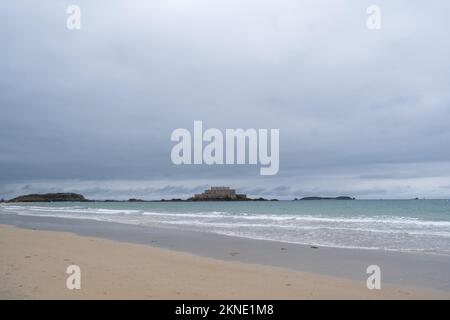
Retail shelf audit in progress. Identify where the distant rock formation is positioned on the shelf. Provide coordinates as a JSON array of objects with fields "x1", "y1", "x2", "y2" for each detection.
[
  {"x1": 7, "y1": 193, "x2": 87, "y2": 203},
  {"x1": 300, "y1": 196, "x2": 355, "y2": 200},
  {"x1": 252, "y1": 197, "x2": 268, "y2": 201}
]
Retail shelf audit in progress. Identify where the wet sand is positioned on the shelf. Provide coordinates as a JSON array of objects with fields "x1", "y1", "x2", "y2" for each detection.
[
  {"x1": 2, "y1": 224, "x2": 449, "y2": 299},
  {"x1": 1, "y1": 214, "x2": 450, "y2": 299}
]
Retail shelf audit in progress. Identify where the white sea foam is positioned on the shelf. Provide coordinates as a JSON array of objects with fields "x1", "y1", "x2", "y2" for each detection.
[{"x1": 2, "y1": 202, "x2": 450, "y2": 254}]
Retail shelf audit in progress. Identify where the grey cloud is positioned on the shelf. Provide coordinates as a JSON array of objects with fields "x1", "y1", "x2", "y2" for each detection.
[{"x1": 1, "y1": 1, "x2": 450, "y2": 199}]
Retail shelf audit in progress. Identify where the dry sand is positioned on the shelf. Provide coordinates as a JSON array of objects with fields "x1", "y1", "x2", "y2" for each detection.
[{"x1": 1, "y1": 224, "x2": 448, "y2": 299}]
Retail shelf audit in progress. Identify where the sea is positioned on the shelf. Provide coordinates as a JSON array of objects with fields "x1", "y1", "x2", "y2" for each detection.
[{"x1": 1, "y1": 200, "x2": 450, "y2": 255}]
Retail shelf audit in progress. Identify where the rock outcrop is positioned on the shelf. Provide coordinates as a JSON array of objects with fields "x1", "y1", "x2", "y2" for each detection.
[
  {"x1": 300, "y1": 196, "x2": 355, "y2": 200},
  {"x1": 8, "y1": 193, "x2": 87, "y2": 203}
]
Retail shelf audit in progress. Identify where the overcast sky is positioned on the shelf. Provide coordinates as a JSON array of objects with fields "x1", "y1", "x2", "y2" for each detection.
[{"x1": 1, "y1": 0, "x2": 450, "y2": 200}]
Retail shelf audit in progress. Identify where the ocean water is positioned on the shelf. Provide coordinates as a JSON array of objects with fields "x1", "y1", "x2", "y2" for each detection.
[{"x1": 1, "y1": 200, "x2": 450, "y2": 254}]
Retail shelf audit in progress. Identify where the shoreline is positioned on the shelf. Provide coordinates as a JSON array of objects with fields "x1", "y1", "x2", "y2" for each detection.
[
  {"x1": 1, "y1": 214, "x2": 450, "y2": 295},
  {"x1": 1, "y1": 223, "x2": 449, "y2": 299}
]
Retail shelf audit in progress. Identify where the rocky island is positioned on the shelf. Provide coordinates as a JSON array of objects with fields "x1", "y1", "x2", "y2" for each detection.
[
  {"x1": 299, "y1": 196, "x2": 355, "y2": 200},
  {"x1": 7, "y1": 193, "x2": 87, "y2": 203},
  {"x1": 189, "y1": 187, "x2": 249, "y2": 201}
]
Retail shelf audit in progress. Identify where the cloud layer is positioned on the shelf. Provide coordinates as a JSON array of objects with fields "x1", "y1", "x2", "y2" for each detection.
[{"x1": 1, "y1": 1, "x2": 450, "y2": 199}]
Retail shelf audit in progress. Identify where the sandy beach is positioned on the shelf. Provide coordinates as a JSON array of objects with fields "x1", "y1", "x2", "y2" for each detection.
[{"x1": 1, "y1": 223, "x2": 448, "y2": 299}]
